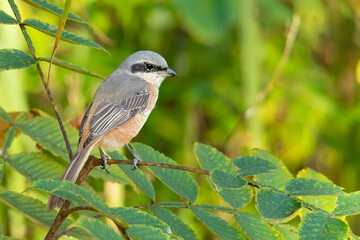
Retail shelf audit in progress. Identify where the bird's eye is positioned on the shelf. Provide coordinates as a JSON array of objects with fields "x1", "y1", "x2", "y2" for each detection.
[{"x1": 146, "y1": 63, "x2": 153, "y2": 70}]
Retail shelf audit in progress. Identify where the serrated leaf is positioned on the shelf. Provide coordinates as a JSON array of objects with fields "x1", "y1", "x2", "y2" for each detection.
[
  {"x1": 149, "y1": 205, "x2": 198, "y2": 240},
  {"x1": 127, "y1": 224, "x2": 171, "y2": 240},
  {"x1": 252, "y1": 149, "x2": 293, "y2": 190},
  {"x1": 29, "y1": 179, "x2": 116, "y2": 219},
  {"x1": 0, "y1": 10, "x2": 17, "y2": 24},
  {"x1": 190, "y1": 206, "x2": 244, "y2": 240},
  {"x1": 210, "y1": 170, "x2": 247, "y2": 191},
  {"x1": 255, "y1": 188, "x2": 300, "y2": 220},
  {"x1": 155, "y1": 201, "x2": 189, "y2": 208},
  {"x1": 108, "y1": 150, "x2": 155, "y2": 200},
  {"x1": 218, "y1": 186, "x2": 253, "y2": 210},
  {"x1": 233, "y1": 156, "x2": 277, "y2": 177},
  {"x1": 272, "y1": 224, "x2": 298, "y2": 240},
  {"x1": 0, "y1": 107, "x2": 12, "y2": 122},
  {"x1": 90, "y1": 165, "x2": 131, "y2": 185},
  {"x1": 16, "y1": 116, "x2": 78, "y2": 160},
  {"x1": 22, "y1": 0, "x2": 89, "y2": 25},
  {"x1": 111, "y1": 207, "x2": 169, "y2": 233},
  {"x1": 8, "y1": 0, "x2": 21, "y2": 22},
  {"x1": 334, "y1": 191, "x2": 360, "y2": 216},
  {"x1": 0, "y1": 188, "x2": 91, "y2": 239},
  {"x1": 5, "y1": 152, "x2": 64, "y2": 181},
  {"x1": 194, "y1": 142, "x2": 236, "y2": 175},
  {"x1": 23, "y1": 19, "x2": 107, "y2": 53},
  {"x1": 132, "y1": 143, "x2": 198, "y2": 203},
  {"x1": 298, "y1": 211, "x2": 348, "y2": 240},
  {"x1": 0, "y1": 49, "x2": 38, "y2": 71},
  {"x1": 39, "y1": 57, "x2": 104, "y2": 79},
  {"x1": 285, "y1": 178, "x2": 343, "y2": 196},
  {"x1": 2, "y1": 126, "x2": 15, "y2": 156},
  {"x1": 74, "y1": 217, "x2": 123, "y2": 240},
  {"x1": 194, "y1": 203, "x2": 235, "y2": 213},
  {"x1": 234, "y1": 212, "x2": 282, "y2": 240},
  {"x1": 297, "y1": 168, "x2": 337, "y2": 214}
]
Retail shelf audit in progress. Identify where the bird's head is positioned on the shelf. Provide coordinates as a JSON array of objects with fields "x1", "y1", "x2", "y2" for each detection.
[{"x1": 120, "y1": 50, "x2": 176, "y2": 88}]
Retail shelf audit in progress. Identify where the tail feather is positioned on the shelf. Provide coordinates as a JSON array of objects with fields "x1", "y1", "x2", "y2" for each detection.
[{"x1": 47, "y1": 147, "x2": 92, "y2": 211}]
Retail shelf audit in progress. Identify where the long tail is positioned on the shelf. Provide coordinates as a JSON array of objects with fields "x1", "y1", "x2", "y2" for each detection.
[{"x1": 47, "y1": 147, "x2": 92, "y2": 211}]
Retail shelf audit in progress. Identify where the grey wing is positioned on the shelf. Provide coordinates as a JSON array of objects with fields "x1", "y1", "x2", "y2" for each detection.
[{"x1": 82, "y1": 90, "x2": 150, "y2": 148}]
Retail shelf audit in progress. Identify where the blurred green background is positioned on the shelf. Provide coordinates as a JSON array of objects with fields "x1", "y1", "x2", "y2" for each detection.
[{"x1": 1, "y1": 0, "x2": 360, "y2": 238}]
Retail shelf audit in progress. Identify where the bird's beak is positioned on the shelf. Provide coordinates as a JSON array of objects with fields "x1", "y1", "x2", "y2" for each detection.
[{"x1": 163, "y1": 67, "x2": 177, "y2": 77}]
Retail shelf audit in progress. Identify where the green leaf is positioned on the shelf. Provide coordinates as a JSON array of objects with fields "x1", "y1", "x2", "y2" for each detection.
[
  {"x1": 149, "y1": 205, "x2": 198, "y2": 240},
  {"x1": 334, "y1": 191, "x2": 360, "y2": 216},
  {"x1": 190, "y1": 206, "x2": 244, "y2": 240},
  {"x1": 39, "y1": 57, "x2": 104, "y2": 79},
  {"x1": 111, "y1": 207, "x2": 169, "y2": 233},
  {"x1": 108, "y1": 150, "x2": 155, "y2": 200},
  {"x1": 255, "y1": 188, "x2": 300, "y2": 220},
  {"x1": 90, "y1": 164, "x2": 131, "y2": 185},
  {"x1": 16, "y1": 116, "x2": 78, "y2": 160},
  {"x1": 272, "y1": 224, "x2": 298, "y2": 240},
  {"x1": 232, "y1": 156, "x2": 277, "y2": 177},
  {"x1": 218, "y1": 186, "x2": 253, "y2": 210},
  {"x1": 0, "y1": 107, "x2": 12, "y2": 122},
  {"x1": 155, "y1": 201, "x2": 189, "y2": 208},
  {"x1": 8, "y1": 0, "x2": 21, "y2": 22},
  {"x1": 193, "y1": 203, "x2": 235, "y2": 213},
  {"x1": 0, "y1": 188, "x2": 91, "y2": 239},
  {"x1": 22, "y1": 0, "x2": 89, "y2": 25},
  {"x1": 5, "y1": 152, "x2": 64, "y2": 181},
  {"x1": 234, "y1": 212, "x2": 282, "y2": 240},
  {"x1": 252, "y1": 149, "x2": 293, "y2": 190},
  {"x1": 285, "y1": 178, "x2": 343, "y2": 196},
  {"x1": 132, "y1": 143, "x2": 198, "y2": 203},
  {"x1": 0, "y1": 49, "x2": 38, "y2": 71},
  {"x1": 297, "y1": 168, "x2": 337, "y2": 214},
  {"x1": 0, "y1": 10, "x2": 17, "y2": 24},
  {"x1": 194, "y1": 142, "x2": 236, "y2": 175},
  {"x1": 74, "y1": 217, "x2": 123, "y2": 240},
  {"x1": 127, "y1": 224, "x2": 171, "y2": 240},
  {"x1": 298, "y1": 211, "x2": 348, "y2": 240},
  {"x1": 23, "y1": 19, "x2": 108, "y2": 53},
  {"x1": 29, "y1": 179, "x2": 116, "y2": 219},
  {"x1": 2, "y1": 126, "x2": 16, "y2": 156},
  {"x1": 210, "y1": 170, "x2": 247, "y2": 191}
]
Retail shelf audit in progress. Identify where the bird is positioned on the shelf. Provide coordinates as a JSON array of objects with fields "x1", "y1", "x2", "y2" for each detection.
[{"x1": 47, "y1": 50, "x2": 176, "y2": 210}]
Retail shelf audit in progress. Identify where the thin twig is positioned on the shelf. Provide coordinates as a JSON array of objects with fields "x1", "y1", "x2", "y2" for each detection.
[{"x1": 55, "y1": 227, "x2": 76, "y2": 240}]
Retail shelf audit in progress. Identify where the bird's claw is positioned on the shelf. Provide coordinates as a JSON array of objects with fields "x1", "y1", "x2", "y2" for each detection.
[
  {"x1": 100, "y1": 151, "x2": 110, "y2": 174},
  {"x1": 131, "y1": 157, "x2": 142, "y2": 170}
]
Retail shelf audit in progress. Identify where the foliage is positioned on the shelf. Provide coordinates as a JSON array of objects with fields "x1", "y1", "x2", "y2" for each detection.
[{"x1": 1, "y1": 0, "x2": 360, "y2": 239}]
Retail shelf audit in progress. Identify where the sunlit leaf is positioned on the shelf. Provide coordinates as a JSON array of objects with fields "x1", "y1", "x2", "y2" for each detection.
[
  {"x1": 272, "y1": 224, "x2": 298, "y2": 240},
  {"x1": 0, "y1": 107, "x2": 12, "y2": 122},
  {"x1": 149, "y1": 205, "x2": 198, "y2": 240},
  {"x1": 0, "y1": 188, "x2": 91, "y2": 239},
  {"x1": 29, "y1": 179, "x2": 116, "y2": 219},
  {"x1": 39, "y1": 57, "x2": 104, "y2": 79},
  {"x1": 255, "y1": 188, "x2": 300, "y2": 221},
  {"x1": 108, "y1": 150, "x2": 155, "y2": 200},
  {"x1": 285, "y1": 178, "x2": 343, "y2": 196},
  {"x1": 132, "y1": 143, "x2": 198, "y2": 203},
  {"x1": 190, "y1": 206, "x2": 244, "y2": 240},
  {"x1": 253, "y1": 149, "x2": 293, "y2": 190},
  {"x1": 22, "y1": 0, "x2": 89, "y2": 25},
  {"x1": 23, "y1": 19, "x2": 108, "y2": 53},
  {"x1": 127, "y1": 224, "x2": 170, "y2": 240},
  {"x1": 334, "y1": 191, "x2": 360, "y2": 216},
  {"x1": 5, "y1": 152, "x2": 64, "y2": 181},
  {"x1": 194, "y1": 142, "x2": 236, "y2": 175},
  {"x1": 234, "y1": 212, "x2": 282, "y2": 240},
  {"x1": 193, "y1": 204, "x2": 235, "y2": 213},
  {"x1": 111, "y1": 207, "x2": 169, "y2": 233},
  {"x1": 298, "y1": 211, "x2": 348, "y2": 240},
  {"x1": 8, "y1": 0, "x2": 21, "y2": 22},
  {"x1": 0, "y1": 10, "x2": 17, "y2": 24},
  {"x1": 0, "y1": 158, "x2": 4, "y2": 184},
  {"x1": 74, "y1": 217, "x2": 123, "y2": 240},
  {"x1": 232, "y1": 156, "x2": 277, "y2": 177},
  {"x1": 0, "y1": 49, "x2": 38, "y2": 71},
  {"x1": 155, "y1": 201, "x2": 189, "y2": 208}
]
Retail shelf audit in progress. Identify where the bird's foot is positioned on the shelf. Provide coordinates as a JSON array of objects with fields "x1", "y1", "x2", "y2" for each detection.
[
  {"x1": 131, "y1": 157, "x2": 142, "y2": 170},
  {"x1": 100, "y1": 150, "x2": 110, "y2": 173}
]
